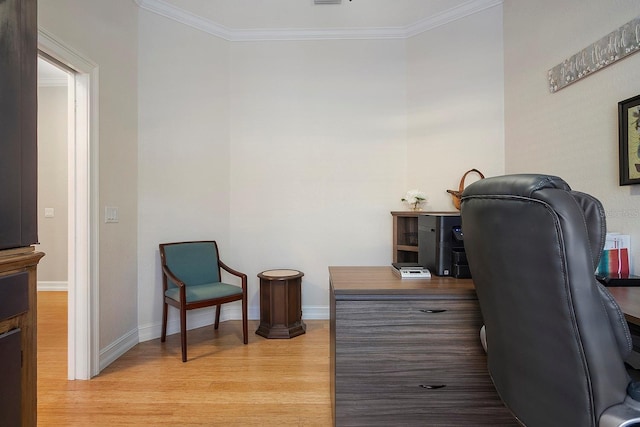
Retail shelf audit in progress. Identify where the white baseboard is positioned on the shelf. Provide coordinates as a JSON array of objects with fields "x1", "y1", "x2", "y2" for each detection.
[
  {"x1": 301, "y1": 305, "x2": 330, "y2": 320},
  {"x1": 99, "y1": 327, "x2": 139, "y2": 372},
  {"x1": 138, "y1": 304, "x2": 329, "y2": 343},
  {"x1": 137, "y1": 305, "x2": 245, "y2": 343},
  {"x1": 37, "y1": 281, "x2": 68, "y2": 291}
]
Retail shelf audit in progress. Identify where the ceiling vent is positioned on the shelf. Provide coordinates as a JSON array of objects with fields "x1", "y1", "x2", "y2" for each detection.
[{"x1": 314, "y1": 0, "x2": 342, "y2": 4}]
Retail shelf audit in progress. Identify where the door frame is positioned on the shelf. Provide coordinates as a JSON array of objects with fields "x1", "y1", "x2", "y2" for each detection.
[{"x1": 38, "y1": 29, "x2": 99, "y2": 380}]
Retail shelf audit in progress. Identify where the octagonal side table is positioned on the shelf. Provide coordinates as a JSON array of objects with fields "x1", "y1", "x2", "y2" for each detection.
[{"x1": 255, "y1": 269, "x2": 306, "y2": 339}]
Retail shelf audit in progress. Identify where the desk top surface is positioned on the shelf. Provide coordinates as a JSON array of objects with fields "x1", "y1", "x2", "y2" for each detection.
[
  {"x1": 608, "y1": 287, "x2": 640, "y2": 326},
  {"x1": 328, "y1": 268, "x2": 640, "y2": 321},
  {"x1": 329, "y1": 266, "x2": 475, "y2": 299}
]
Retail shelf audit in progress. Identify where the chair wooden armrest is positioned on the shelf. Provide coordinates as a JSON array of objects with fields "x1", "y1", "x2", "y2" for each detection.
[
  {"x1": 161, "y1": 265, "x2": 186, "y2": 288},
  {"x1": 219, "y1": 261, "x2": 247, "y2": 289}
]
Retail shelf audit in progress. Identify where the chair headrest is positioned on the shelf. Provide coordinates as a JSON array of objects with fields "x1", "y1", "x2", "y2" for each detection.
[
  {"x1": 461, "y1": 173, "x2": 606, "y2": 276},
  {"x1": 462, "y1": 174, "x2": 570, "y2": 199}
]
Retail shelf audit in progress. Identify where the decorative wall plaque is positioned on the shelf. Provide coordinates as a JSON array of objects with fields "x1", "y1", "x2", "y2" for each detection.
[{"x1": 548, "y1": 16, "x2": 640, "y2": 93}]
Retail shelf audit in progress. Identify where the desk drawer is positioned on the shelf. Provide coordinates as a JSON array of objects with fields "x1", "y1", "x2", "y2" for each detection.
[
  {"x1": 335, "y1": 345, "x2": 493, "y2": 406},
  {"x1": 335, "y1": 351, "x2": 515, "y2": 426},
  {"x1": 335, "y1": 299, "x2": 482, "y2": 331},
  {"x1": 335, "y1": 299, "x2": 483, "y2": 361},
  {"x1": 335, "y1": 386, "x2": 516, "y2": 426},
  {"x1": 332, "y1": 298, "x2": 517, "y2": 426}
]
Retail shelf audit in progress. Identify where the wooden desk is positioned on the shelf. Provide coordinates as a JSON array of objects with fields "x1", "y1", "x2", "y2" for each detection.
[
  {"x1": 329, "y1": 266, "x2": 517, "y2": 426},
  {"x1": 609, "y1": 286, "x2": 640, "y2": 326}
]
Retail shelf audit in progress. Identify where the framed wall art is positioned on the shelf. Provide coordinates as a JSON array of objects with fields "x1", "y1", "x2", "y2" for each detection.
[{"x1": 618, "y1": 94, "x2": 640, "y2": 185}]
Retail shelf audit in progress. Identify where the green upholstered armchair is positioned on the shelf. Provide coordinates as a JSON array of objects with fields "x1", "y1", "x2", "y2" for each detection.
[{"x1": 159, "y1": 241, "x2": 248, "y2": 362}]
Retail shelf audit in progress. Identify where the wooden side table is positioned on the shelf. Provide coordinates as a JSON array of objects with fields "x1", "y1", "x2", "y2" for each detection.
[{"x1": 256, "y1": 269, "x2": 306, "y2": 339}]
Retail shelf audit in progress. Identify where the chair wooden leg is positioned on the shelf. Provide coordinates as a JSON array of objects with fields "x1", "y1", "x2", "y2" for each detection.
[
  {"x1": 161, "y1": 301, "x2": 168, "y2": 342},
  {"x1": 180, "y1": 308, "x2": 187, "y2": 362},
  {"x1": 214, "y1": 304, "x2": 221, "y2": 330},
  {"x1": 242, "y1": 294, "x2": 248, "y2": 344}
]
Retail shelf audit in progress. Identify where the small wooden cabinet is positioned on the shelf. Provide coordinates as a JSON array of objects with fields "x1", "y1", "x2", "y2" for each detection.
[
  {"x1": 329, "y1": 266, "x2": 516, "y2": 426},
  {"x1": 0, "y1": 247, "x2": 44, "y2": 427},
  {"x1": 391, "y1": 211, "x2": 421, "y2": 264},
  {"x1": 256, "y1": 269, "x2": 306, "y2": 339},
  {"x1": 391, "y1": 211, "x2": 458, "y2": 264}
]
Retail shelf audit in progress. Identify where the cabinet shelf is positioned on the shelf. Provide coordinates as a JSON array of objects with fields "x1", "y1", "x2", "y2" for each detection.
[
  {"x1": 391, "y1": 211, "x2": 422, "y2": 264},
  {"x1": 391, "y1": 211, "x2": 457, "y2": 264}
]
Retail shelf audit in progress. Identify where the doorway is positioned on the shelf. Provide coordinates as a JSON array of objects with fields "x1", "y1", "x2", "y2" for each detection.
[
  {"x1": 38, "y1": 29, "x2": 99, "y2": 380},
  {"x1": 36, "y1": 54, "x2": 72, "y2": 384},
  {"x1": 37, "y1": 57, "x2": 69, "y2": 290}
]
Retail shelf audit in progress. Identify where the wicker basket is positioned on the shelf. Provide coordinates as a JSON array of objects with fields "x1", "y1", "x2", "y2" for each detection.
[{"x1": 446, "y1": 169, "x2": 485, "y2": 210}]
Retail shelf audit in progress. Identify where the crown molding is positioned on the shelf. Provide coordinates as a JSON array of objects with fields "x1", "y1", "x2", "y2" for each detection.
[
  {"x1": 134, "y1": 0, "x2": 503, "y2": 42},
  {"x1": 135, "y1": 0, "x2": 235, "y2": 40},
  {"x1": 405, "y1": 0, "x2": 503, "y2": 38}
]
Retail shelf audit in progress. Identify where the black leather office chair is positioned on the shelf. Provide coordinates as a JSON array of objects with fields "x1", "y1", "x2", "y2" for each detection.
[{"x1": 460, "y1": 174, "x2": 640, "y2": 427}]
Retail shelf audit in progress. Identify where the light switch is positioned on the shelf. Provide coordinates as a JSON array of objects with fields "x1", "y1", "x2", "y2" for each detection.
[
  {"x1": 105, "y1": 206, "x2": 119, "y2": 223},
  {"x1": 44, "y1": 208, "x2": 55, "y2": 218}
]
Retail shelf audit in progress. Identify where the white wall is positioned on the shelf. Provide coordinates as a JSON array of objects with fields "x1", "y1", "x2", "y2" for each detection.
[
  {"x1": 137, "y1": 11, "x2": 232, "y2": 337},
  {"x1": 37, "y1": 85, "x2": 68, "y2": 283},
  {"x1": 38, "y1": 0, "x2": 139, "y2": 351},
  {"x1": 136, "y1": 4, "x2": 506, "y2": 339},
  {"x1": 407, "y1": 6, "x2": 505, "y2": 207},
  {"x1": 504, "y1": 0, "x2": 640, "y2": 273},
  {"x1": 228, "y1": 39, "x2": 407, "y2": 313}
]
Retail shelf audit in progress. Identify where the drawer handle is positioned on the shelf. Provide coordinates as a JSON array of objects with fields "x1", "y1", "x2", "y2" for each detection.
[
  {"x1": 420, "y1": 384, "x2": 446, "y2": 390},
  {"x1": 419, "y1": 309, "x2": 447, "y2": 314}
]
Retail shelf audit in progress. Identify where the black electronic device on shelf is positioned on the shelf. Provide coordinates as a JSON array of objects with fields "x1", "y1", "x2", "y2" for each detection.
[{"x1": 418, "y1": 213, "x2": 471, "y2": 278}]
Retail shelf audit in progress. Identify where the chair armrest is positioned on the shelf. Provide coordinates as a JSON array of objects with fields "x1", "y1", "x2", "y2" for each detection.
[
  {"x1": 599, "y1": 398, "x2": 640, "y2": 427},
  {"x1": 161, "y1": 265, "x2": 186, "y2": 288},
  {"x1": 219, "y1": 261, "x2": 247, "y2": 290},
  {"x1": 219, "y1": 261, "x2": 246, "y2": 279},
  {"x1": 597, "y1": 282, "x2": 633, "y2": 360}
]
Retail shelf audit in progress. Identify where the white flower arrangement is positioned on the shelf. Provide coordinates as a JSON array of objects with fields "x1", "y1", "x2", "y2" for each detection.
[{"x1": 401, "y1": 189, "x2": 427, "y2": 210}]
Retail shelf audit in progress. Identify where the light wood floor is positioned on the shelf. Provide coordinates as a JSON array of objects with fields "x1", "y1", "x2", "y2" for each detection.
[{"x1": 37, "y1": 291, "x2": 332, "y2": 426}]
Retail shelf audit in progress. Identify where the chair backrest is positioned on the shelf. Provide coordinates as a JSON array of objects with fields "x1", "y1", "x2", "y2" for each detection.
[
  {"x1": 160, "y1": 241, "x2": 221, "y2": 287},
  {"x1": 460, "y1": 174, "x2": 632, "y2": 427}
]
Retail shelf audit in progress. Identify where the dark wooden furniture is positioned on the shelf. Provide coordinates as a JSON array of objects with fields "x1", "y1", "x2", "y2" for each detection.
[
  {"x1": 391, "y1": 211, "x2": 421, "y2": 264},
  {"x1": 391, "y1": 211, "x2": 457, "y2": 264},
  {"x1": 0, "y1": 329, "x2": 22, "y2": 427},
  {"x1": 0, "y1": 247, "x2": 44, "y2": 426},
  {"x1": 0, "y1": 1, "x2": 42, "y2": 424},
  {"x1": 329, "y1": 266, "x2": 517, "y2": 426},
  {"x1": 256, "y1": 269, "x2": 306, "y2": 339},
  {"x1": 0, "y1": 0, "x2": 38, "y2": 251},
  {"x1": 609, "y1": 286, "x2": 640, "y2": 372},
  {"x1": 609, "y1": 287, "x2": 640, "y2": 327},
  {"x1": 159, "y1": 241, "x2": 248, "y2": 362}
]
